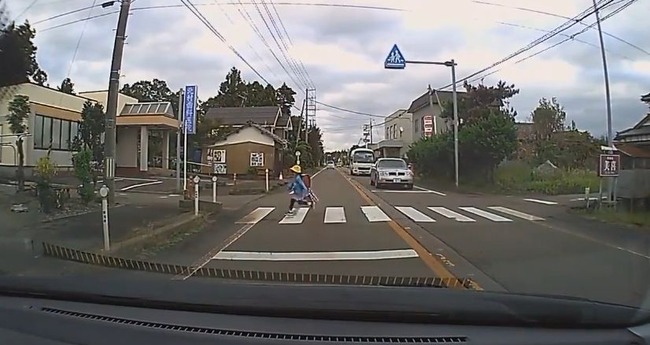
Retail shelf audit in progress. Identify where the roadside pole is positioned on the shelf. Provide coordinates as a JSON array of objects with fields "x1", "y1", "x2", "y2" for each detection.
[
  {"x1": 176, "y1": 89, "x2": 183, "y2": 192},
  {"x1": 193, "y1": 175, "x2": 200, "y2": 216},
  {"x1": 265, "y1": 168, "x2": 269, "y2": 192},
  {"x1": 384, "y1": 44, "x2": 460, "y2": 187},
  {"x1": 99, "y1": 185, "x2": 110, "y2": 251},
  {"x1": 212, "y1": 175, "x2": 217, "y2": 203},
  {"x1": 182, "y1": 85, "x2": 198, "y2": 193}
]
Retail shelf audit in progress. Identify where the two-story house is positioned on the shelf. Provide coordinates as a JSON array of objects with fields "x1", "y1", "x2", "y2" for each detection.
[
  {"x1": 372, "y1": 109, "x2": 412, "y2": 158},
  {"x1": 408, "y1": 89, "x2": 459, "y2": 141}
]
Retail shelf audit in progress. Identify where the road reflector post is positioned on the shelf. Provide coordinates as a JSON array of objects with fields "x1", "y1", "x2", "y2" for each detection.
[
  {"x1": 212, "y1": 175, "x2": 217, "y2": 203},
  {"x1": 99, "y1": 185, "x2": 111, "y2": 251},
  {"x1": 193, "y1": 175, "x2": 200, "y2": 216},
  {"x1": 265, "y1": 168, "x2": 269, "y2": 192},
  {"x1": 233, "y1": 173, "x2": 237, "y2": 186},
  {"x1": 585, "y1": 187, "x2": 590, "y2": 209}
]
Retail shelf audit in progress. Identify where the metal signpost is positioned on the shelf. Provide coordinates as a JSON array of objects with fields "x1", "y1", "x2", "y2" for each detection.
[
  {"x1": 99, "y1": 185, "x2": 111, "y2": 251},
  {"x1": 212, "y1": 175, "x2": 218, "y2": 203},
  {"x1": 265, "y1": 168, "x2": 270, "y2": 192},
  {"x1": 384, "y1": 44, "x2": 459, "y2": 187},
  {"x1": 295, "y1": 150, "x2": 301, "y2": 165},
  {"x1": 183, "y1": 85, "x2": 198, "y2": 193},
  {"x1": 193, "y1": 175, "x2": 200, "y2": 216},
  {"x1": 598, "y1": 153, "x2": 620, "y2": 207}
]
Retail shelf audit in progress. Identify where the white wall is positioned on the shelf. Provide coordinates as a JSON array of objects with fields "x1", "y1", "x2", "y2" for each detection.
[
  {"x1": 116, "y1": 127, "x2": 138, "y2": 168},
  {"x1": 210, "y1": 127, "x2": 274, "y2": 147}
]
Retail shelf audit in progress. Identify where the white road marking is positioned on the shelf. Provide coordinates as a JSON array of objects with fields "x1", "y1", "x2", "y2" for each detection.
[
  {"x1": 168, "y1": 194, "x2": 180, "y2": 197},
  {"x1": 212, "y1": 249, "x2": 419, "y2": 261},
  {"x1": 180, "y1": 207, "x2": 272, "y2": 280},
  {"x1": 488, "y1": 206, "x2": 544, "y2": 221},
  {"x1": 311, "y1": 167, "x2": 328, "y2": 178},
  {"x1": 236, "y1": 207, "x2": 275, "y2": 224},
  {"x1": 372, "y1": 190, "x2": 436, "y2": 194},
  {"x1": 427, "y1": 207, "x2": 475, "y2": 222},
  {"x1": 414, "y1": 185, "x2": 446, "y2": 196},
  {"x1": 523, "y1": 198, "x2": 558, "y2": 205},
  {"x1": 570, "y1": 197, "x2": 603, "y2": 201},
  {"x1": 159, "y1": 196, "x2": 168, "y2": 199},
  {"x1": 361, "y1": 206, "x2": 391, "y2": 222},
  {"x1": 459, "y1": 207, "x2": 512, "y2": 222},
  {"x1": 395, "y1": 206, "x2": 436, "y2": 222},
  {"x1": 279, "y1": 207, "x2": 310, "y2": 224},
  {"x1": 324, "y1": 207, "x2": 346, "y2": 224},
  {"x1": 120, "y1": 180, "x2": 162, "y2": 191}
]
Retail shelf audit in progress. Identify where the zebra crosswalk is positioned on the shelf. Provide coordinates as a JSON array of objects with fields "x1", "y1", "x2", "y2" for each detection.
[{"x1": 237, "y1": 205, "x2": 545, "y2": 225}]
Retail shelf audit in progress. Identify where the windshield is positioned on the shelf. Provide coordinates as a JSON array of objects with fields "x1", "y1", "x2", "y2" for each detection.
[
  {"x1": 377, "y1": 160, "x2": 407, "y2": 169},
  {"x1": 352, "y1": 152, "x2": 374, "y2": 163},
  {"x1": 2, "y1": 0, "x2": 648, "y2": 326}
]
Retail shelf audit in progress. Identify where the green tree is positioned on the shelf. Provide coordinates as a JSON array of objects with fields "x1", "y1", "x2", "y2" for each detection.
[
  {"x1": 531, "y1": 97, "x2": 566, "y2": 141},
  {"x1": 307, "y1": 125, "x2": 324, "y2": 166},
  {"x1": 72, "y1": 101, "x2": 106, "y2": 182},
  {"x1": 215, "y1": 67, "x2": 248, "y2": 107},
  {"x1": 7, "y1": 94, "x2": 30, "y2": 191},
  {"x1": 276, "y1": 82, "x2": 296, "y2": 116},
  {"x1": 0, "y1": 21, "x2": 48, "y2": 87},
  {"x1": 57, "y1": 77, "x2": 75, "y2": 94}
]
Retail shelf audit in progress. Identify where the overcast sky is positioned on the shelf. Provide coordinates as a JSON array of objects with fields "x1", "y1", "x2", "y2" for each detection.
[{"x1": 7, "y1": 0, "x2": 650, "y2": 151}]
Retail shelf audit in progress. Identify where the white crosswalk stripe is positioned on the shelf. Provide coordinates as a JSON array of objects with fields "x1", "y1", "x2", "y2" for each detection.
[
  {"x1": 395, "y1": 206, "x2": 435, "y2": 222},
  {"x1": 238, "y1": 205, "x2": 546, "y2": 225}
]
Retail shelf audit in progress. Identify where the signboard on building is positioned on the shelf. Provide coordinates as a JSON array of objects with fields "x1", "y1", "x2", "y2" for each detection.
[
  {"x1": 423, "y1": 115, "x2": 433, "y2": 138},
  {"x1": 599, "y1": 154, "x2": 620, "y2": 177},
  {"x1": 183, "y1": 85, "x2": 197, "y2": 134}
]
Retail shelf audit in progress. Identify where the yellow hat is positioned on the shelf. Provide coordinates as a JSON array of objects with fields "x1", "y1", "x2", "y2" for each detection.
[{"x1": 290, "y1": 165, "x2": 301, "y2": 174}]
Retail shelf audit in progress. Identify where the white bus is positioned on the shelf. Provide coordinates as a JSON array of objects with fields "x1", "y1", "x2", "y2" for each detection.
[{"x1": 349, "y1": 148, "x2": 375, "y2": 176}]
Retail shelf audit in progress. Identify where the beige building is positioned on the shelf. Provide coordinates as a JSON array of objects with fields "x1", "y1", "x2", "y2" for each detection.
[
  {"x1": 373, "y1": 109, "x2": 413, "y2": 158},
  {"x1": 0, "y1": 82, "x2": 180, "y2": 177}
]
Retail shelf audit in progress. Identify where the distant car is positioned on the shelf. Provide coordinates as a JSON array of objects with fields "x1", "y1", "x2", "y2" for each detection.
[
  {"x1": 370, "y1": 158, "x2": 413, "y2": 189},
  {"x1": 326, "y1": 161, "x2": 335, "y2": 168}
]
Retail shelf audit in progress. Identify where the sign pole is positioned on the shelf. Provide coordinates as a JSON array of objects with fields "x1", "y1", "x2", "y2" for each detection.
[
  {"x1": 176, "y1": 89, "x2": 183, "y2": 192},
  {"x1": 265, "y1": 168, "x2": 269, "y2": 192},
  {"x1": 212, "y1": 176, "x2": 217, "y2": 203},
  {"x1": 450, "y1": 59, "x2": 459, "y2": 188},
  {"x1": 99, "y1": 185, "x2": 110, "y2": 251},
  {"x1": 193, "y1": 175, "x2": 200, "y2": 216},
  {"x1": 183, "y1": 127, "x2": 188, "y2": 191}
]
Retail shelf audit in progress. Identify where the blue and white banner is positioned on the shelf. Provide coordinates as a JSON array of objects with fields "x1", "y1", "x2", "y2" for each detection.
[{"x1": 183, "y1": 85, "x2": 197, "y2": 134}]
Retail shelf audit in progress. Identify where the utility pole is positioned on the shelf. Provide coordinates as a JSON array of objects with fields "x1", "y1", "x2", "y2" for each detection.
[
  {"x1": 592, "y1": 0, "x2": 614, "y2": 202},
  {"x1": 104, "y1": 0, "x2": 131, "y2": 205},
  {"x1": 369, "y1": 119, "x2": 373, "y2": 144},
  {"x1": 427, "y1": 85, "x2": 437, "y2": 135}
]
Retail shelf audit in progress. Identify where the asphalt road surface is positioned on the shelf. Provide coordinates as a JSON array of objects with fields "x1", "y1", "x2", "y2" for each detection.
[{"x1": 174, "y1": 167, "x2": 649, "y2": 308}]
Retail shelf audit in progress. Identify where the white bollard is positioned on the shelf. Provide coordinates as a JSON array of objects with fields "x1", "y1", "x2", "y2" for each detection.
[
  {"x1": 99, "y1": 185, "x2": 111, "y2": 251},
  {"x1": 193, "y1": 175, "x2": 200, "y2": 216},
  {"x1": 265, "y1": 168, "x2": 269, "y2": 192},
  {"x1": 212, "y1": 175, "x2": 217, "y2": 203},
  {"x1": 585, "y1": 187, "x2": 591, "y2": 208}
]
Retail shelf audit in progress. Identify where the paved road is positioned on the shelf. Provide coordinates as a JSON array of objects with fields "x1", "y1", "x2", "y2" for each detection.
[
  {"x1": 351, "y1": 173, "x2": 650, "y2": 307},
  {"x1": 178, "y1": 167, "x2": 450, "y2": 280}
]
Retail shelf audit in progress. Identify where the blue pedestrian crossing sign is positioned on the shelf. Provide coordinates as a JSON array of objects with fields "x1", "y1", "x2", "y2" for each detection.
[{"x1": 384, "y1": 44, "x2": 406, "y2": 69}]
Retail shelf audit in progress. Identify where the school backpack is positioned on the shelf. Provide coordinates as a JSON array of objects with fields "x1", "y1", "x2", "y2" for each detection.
[{"x1": 302, "y1": 174, "x2": 311, "y2": 188}]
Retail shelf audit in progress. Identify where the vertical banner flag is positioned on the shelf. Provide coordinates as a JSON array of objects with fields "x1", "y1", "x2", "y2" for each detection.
[{"x1": 184, "y1": 85, "x2": 197, "y2": 134}]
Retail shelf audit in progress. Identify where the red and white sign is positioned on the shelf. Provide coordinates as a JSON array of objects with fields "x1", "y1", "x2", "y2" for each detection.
[{"x1": 423, "y1": 115, "x2": 433, "y2": 137}]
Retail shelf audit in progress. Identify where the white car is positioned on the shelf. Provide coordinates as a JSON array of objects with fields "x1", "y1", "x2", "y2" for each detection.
[
  {"x1": 370, "y1": 158, "x2": 413, "y2": 189},
  {"x1": 326, "y1": 161, "x2": 335, "y2": 168}
]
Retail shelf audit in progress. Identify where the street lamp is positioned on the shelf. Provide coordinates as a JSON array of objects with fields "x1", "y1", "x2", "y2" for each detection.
[{"x1": 384, "y1": 44, "x2": 459, "y2": 187}]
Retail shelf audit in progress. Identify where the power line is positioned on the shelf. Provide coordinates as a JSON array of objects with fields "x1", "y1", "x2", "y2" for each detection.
[
  {"x1": 11, "y1": 0, "x2": 39, "y2": 22},
  {"x1": 472, "y1": 0, "x2": 650, "y2": 57},
  {"x1": 467, "y1": 0, "x2": 639, "y2": 84},
  {"x1": 65, "y1": 0, "x2": 97, "y2": 78},
  {"x1": 436, "y1": 0, "x2": 616, "y2": 90},
  {"x1": 315, "y1": 101, "x2": 385, "y2": 118}
]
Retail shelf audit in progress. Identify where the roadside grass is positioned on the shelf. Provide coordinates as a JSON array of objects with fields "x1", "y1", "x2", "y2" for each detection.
[
  {"x1": 415, "y1": 161, "x2": 600, "y2": 196},
  {"x1": 573, "y1": 207, "x2": 650, "y2": 229}
]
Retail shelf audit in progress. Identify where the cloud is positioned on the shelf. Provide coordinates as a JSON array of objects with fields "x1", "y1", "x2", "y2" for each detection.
[{"x1": 7, "y1": 0, "x2": 650, "y2": 151}]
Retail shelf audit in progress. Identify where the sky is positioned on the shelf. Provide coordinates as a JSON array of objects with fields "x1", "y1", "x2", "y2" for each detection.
[{"x1": 6, "y1": 0, "x2": 650, "y2": 151}]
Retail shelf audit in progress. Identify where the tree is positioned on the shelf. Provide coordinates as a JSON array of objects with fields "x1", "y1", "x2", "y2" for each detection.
[
  {"x1": 307, "y1": 125, "x2": 324, "y2": 166},
  {"x1": 531, "y1": 97, "x2": 566, "y2": 141},
  {"x1": 440, "y1": 80, "x2": 519, "y2": 126},
  {"x1": 215, "y1": 67, "x2": 248, "y2": 107},
  {"x1": 58, "y1": 78, "x2": 75, "y2": 94},
  {"x1": 7, "y1": 95, "x2": 30, "y2": 191},
  {"x1": 276, "y1": 82, "x2": 296, "y2": 116},
  {"x1": 72, "y1": 101, "x2": 106, "y2": 171},
  {"x1": 0, "y1": 21, "x2": 48, "y2": 87}
]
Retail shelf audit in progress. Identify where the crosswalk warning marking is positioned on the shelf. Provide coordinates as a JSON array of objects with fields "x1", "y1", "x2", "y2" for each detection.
[
  {"x1": 212, "y1": 249, "x2": 419, "y2": 261},
  {"x1": 395, "y1": 206, "x2": 436, "y2": 222},
  {"x1": 488, "y1": 206, "x2": 544, "y2": 221},
  {"x1": 236, "y1": 207, "x2": 275, "y2": 224},
  {"x1": 459, "y1": 207, "x2": 512, "y2": 222},
  {"x1": 324, "y1": 207, "x2": 346, "y2": 224},
  {"x1": 427, "y1": 207, "x2": 475, "y2": 222},
  {"x1": 361, "y1": 206, "x2": 391, "y2": 222},
  {"x1": 279, "y1": 207, "x2": 310, "y2": 224}
]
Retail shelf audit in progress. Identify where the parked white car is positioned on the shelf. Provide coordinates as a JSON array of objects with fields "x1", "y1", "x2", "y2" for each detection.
[{"x1": 370, "y1": 158, "x2": 413, "y2": 189}]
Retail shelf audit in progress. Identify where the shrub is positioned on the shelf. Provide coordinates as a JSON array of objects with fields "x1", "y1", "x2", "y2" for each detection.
[
  {"x1": 35, "y1": 154, "x2": 58, "y2": 213},
  {"x1": 73, "y1": 149, "x2": 95, "y2": 203},
  {"x1": 494, "y1": 161, "x2": 599, "y2": 195}
]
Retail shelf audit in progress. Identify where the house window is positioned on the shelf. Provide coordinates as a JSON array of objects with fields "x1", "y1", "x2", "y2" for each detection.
[
  {"x1": 33, "y1": 114, "x2": 79, "y2": 151},
  {"x1": 250, "y1": 152, "x2": 264, "y2": 167}
]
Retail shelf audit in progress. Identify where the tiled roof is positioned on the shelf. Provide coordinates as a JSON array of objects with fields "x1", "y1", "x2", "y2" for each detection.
[{"x1": 204, "y1": 106, "x2": 281, "y2": 126}]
